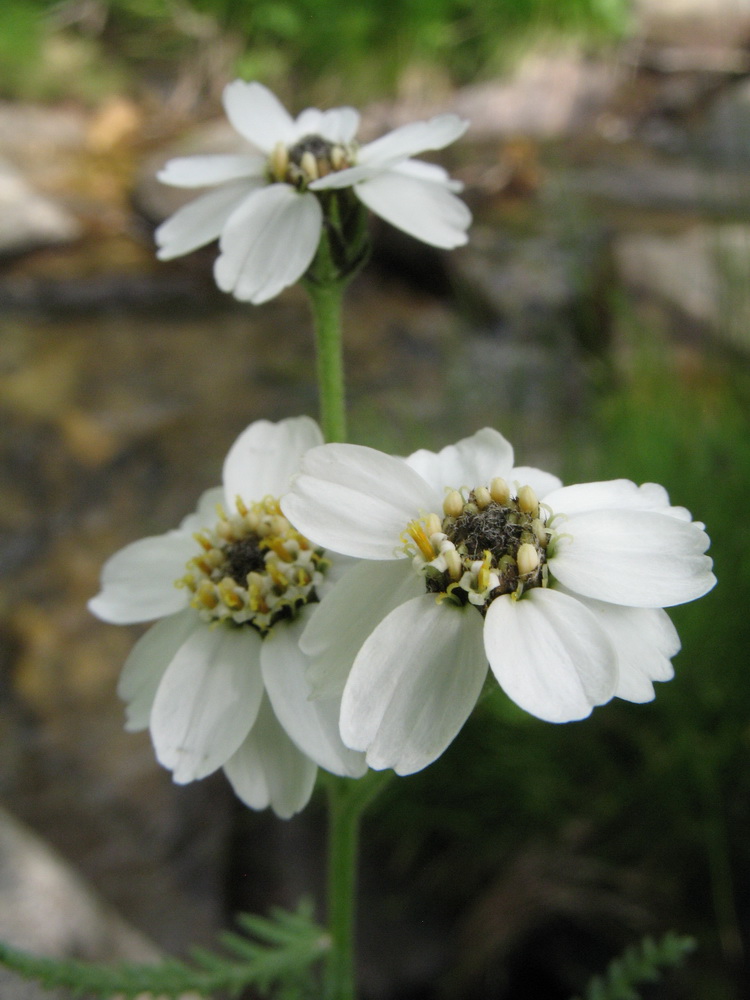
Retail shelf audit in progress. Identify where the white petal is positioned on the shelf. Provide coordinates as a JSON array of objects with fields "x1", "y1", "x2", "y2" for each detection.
[
  {"x1": 158, "y1": 154, "x2": 266, "y2": 188},
  {"x1": 155, "y1": 180, "x2": 262, "y2": 260},
  {"x1": 223, "y1": 417, "x2": 323, "y2": 507},
  {"x1": 223, "y1": 696, "x2": 317, "y2": 818},
  {"x1": 261, "y1": 614, "x2": 367, "y2": 777},
  {"x1": 359, "y1": 114, "x2": 469, "y2": 166},
  {"x1": 311, "y1": 115, "x2": 469, "y2": 189},
  {"x1": 391, "y1": 157, "x2": 463, "y2": 191},
  {"x1": 406, "y1": 427, "x2": 515, "y2": 493},
  {"x1": 544, "y1": 480, "x2": 690, "y2": 520},
  {"x1": 571, "y1": 595, "x2": 679, "y2": 702},
  {"x1": 550, "y1": 509, "x2": 716, "y2": 608},
  {"x1": 340, "y1": 595, "x2": 487, "y2": 775},
  {"x1": 222, "y1": 80, "x2": 295, "y2": 151},
  {"x1": 150, "y1": 625, "x2": 264, "y2": 783},
  {"x1": 117, "y1": 609, "x2": 198, "y2": 731},
  {"x1": 318, "y1": 107, "x2": 360, "y2": 143},
  {"x1": 88, "y1": 532, "x2": 193, "y2": 624},
  {"x1": 300, "y1": 559, "x2": 424, "y2": 697},
  {"x1": 282, "y1": 444, "x2": 438, "y2": 559},
  {"x1": 293, "y1": 106, "x2": 360, "y2": 144},
  {"x1": 509, "y1": 466, "x2": 563, "y2": 499},
  {"x1": 179, "y1": 487, "x2": 225, "y2": 534},
  {"x1": 214, "y1": 185, "x2": 322, "y2": 303},
  {"x1": 354, "y1": 172, "x2": 471, "y2": 249},
  {"x1": 485, "y1": 588, "x2": 618, "y2": 722}
]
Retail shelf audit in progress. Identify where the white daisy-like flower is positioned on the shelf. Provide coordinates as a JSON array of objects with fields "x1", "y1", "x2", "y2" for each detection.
[
  {"x1": 155, "y1": 80, "x2": 471, "y2": 303},
  {"x1": 281, "y1": 428, "x2": 716, "y2": 776},
  {"x1": 89, "y1": 417, "x2": 366, "y2": 818}
]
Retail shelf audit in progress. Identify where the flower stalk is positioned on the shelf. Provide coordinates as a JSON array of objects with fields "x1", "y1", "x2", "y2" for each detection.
[{"x1": 323, "y1": 772, "x2": 392, "y2": 1000}]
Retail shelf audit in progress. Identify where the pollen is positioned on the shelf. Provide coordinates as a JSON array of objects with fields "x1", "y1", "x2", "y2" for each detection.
[
  {"x1": 176, "y1": 495, "x2": 328, "y2": 634},
  {"x1": 408, "y1": 481, "x2": 550, "y2": 613},
  {"x1": 270, "y1": 134, "x2": 357, "y2": 190}
]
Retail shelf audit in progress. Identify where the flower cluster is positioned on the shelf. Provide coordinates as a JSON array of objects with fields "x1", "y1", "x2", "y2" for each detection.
[
  {"x1": 156, "y1": 81, "x2": 470, "y2": 303},
  {"x1": 92, "y1": 419, "x2": 715, "y2": 807}
]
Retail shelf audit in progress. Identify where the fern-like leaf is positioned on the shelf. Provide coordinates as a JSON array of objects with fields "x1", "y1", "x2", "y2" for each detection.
[
  {"x1": 0, "y1": 902, "x2": 329, "y2": 999},
  {"x1": 572, "y1": 931, "x2": 696, "y2": 1000}
]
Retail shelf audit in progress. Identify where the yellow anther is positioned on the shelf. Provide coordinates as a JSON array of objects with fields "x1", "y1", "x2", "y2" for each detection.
[
  {"x1": 270, "y1": 142, "x2": 288, "y2": 181},
  {"x1": 490, "y1": 477, "x2": 510, "y2": 505},
  {"x1": 443, "y1": 490, "x2": 464, "y2": 519},
  {"x1": 300, "y1": 151, "x2": 318, "y2": 181},
  {"x1": 193, "y1": 532, "x2": 213, "y2": 552},
  {"x1": 408, "y1": 521, "x2": 437, "y2": 561},
  {"x1": 444, "y1": 547, "x2": 463, "y2": 581},
  {"x1": 331, "y1": 146, "x2": 347, "y2": 170},
  {"x1": 517, "y1": 542, "x2": 540, "y2": 576},
  {"x1": 477, "y1": 551, "x2": 494, "y2": 592},
  {"x1": 267, "y1": 538, "x2": 293, "y2": 562},
  {"x1": 270, "y1": 514, "x2": 290, "y2": 536},
  {"x1": 532, "y1": 518, "x2": 548, "y2": 547},
  {"x1": 196, "y1": 580, "x2": 218, "y2": 609},
  {"x1": 235, "y1": 496, "x2": 249, "y2": 517},
  {"x1": 517, "y1": 485, "x2": 539, "y2": 517},
  {"x1": 218, "y1": 578, "x2": 244, "y2": 611},
  {"x1": 475, "y1": 486, "x2": 491, "y2": 509}
]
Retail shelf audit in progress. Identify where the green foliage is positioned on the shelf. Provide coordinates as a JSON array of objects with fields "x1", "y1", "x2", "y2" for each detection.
[
  {"x1": 0, "y1": 903, "x2": 327, "y2": 999},
  {"x1": 572, "y1": 931, "x2": 696, "y2": 1000},
  {"x1": 6, "y1": 0, "x2": 632, "y2": 103}
]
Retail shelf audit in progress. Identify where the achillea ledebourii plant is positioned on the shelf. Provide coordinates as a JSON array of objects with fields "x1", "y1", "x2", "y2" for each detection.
[{"x1": 43, "y1": 81, "x2": 710, "y2": 1000}]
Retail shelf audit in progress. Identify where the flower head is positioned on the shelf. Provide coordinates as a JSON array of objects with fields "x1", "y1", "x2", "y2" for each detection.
[
  {"x1": 89, "y1": 417, "x2": 366, "y2": 818},
  {"x1": 155, "y1": 81, "x2": 470, "y2": 303},
  {"x1": 282, "y1": 428, "x2": 716, "y2": 775}
]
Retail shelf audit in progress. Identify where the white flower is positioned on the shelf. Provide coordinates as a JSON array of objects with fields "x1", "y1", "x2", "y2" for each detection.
[
  {"x1": 155, "y1": 80, "x2": 471, "y2": 303},
  {"x1": 89, "y1": 417, "x2": 366, "y2": 818},
  {"x1": 281, "y1": 428, "x2": 716, "y2": 775}
]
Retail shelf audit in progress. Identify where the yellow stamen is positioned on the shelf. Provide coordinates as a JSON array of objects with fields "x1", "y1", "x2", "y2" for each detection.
[{"x1": 408, "y1": 521, "x2": 437, "y2": 561}]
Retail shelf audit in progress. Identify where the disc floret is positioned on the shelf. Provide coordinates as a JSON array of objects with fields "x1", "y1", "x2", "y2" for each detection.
[
  {"x1": 178, "y1": 496, "x2": 329, "y2": 633},
  {"x1": 269, "y1": 135, "x2": 357, "y2": 190},
  {"x1": 405, "y1": 479, "x2": 550, "y2": 611}
]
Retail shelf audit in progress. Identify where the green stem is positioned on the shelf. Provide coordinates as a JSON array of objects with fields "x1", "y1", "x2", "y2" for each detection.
[
  {"x1": 306, "y1": 279, "x2": 347, "y2": 443},
  {"x1": 323, "y1": 772, "x2": 392, "y2": 1000}
]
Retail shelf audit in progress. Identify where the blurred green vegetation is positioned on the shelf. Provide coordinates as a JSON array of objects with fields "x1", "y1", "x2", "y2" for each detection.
[
  {"x1": 5, "y1": 0, "x2": 631, "y2": 102},
  {"x1": 368, "y1": 332, "x2": 749, "y2": 998}
]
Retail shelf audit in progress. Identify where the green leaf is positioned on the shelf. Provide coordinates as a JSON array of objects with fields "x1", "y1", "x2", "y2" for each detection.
[
  {"x1": 0, "y1": 902, "x2": 328, "y2": 999},
  {"x1": 572, "y1": 931, "x2": 696, "y2": 1000}
]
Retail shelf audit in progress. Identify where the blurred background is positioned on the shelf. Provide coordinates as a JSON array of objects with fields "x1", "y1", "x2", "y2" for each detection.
[{"x1": 0, "y1": 0, "x2": 748, "y2": 997}]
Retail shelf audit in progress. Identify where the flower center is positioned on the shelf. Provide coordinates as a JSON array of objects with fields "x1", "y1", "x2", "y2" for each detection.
[
  {"x1": 177, "y1": 496, "x2": 329, "y2": 634},
  {"x1": 268, "y1": 134, "x2": 357, "y2": 189},
  {"x1": 404, "y1": 478, "x2": 550, "y2": 612}
]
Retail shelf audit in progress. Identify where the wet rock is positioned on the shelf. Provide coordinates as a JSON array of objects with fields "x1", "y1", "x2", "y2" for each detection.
[
  {"x1": 614, "y1": 223, "x2": 750, "y2": 352},
  {"x1": 0, "y1": 160, "x2": 81, "y2": 257},
  {"x1": 694, "y1": 77, "x2": 750, "y2": 166},
  {"x1": 0, "y1": 805, "x2": 160, "y2": 1000}
]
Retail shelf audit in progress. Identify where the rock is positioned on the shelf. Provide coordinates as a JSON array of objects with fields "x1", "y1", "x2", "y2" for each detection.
[
  {"x1": 362, "y1": 51, "x2": 620, "y2": 141},
  {"x1": 633, "y1": 0, "x2": 750, "y2": 46},
  {"x1": 559, "y1": 160, "x2": 750, "y2": 214},
  {"x1": 613, "y1": 223, "x2": 750, "y2": 352},
  {"x1": 0, "y1": 806, "x2": 161, "y2": 1000},
  {"x1": 694, "y1": 77, "x2": 750, "y2": 166},
  {"x1": 0, "y1": 160, "x2": 81, "y2": 257}
]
